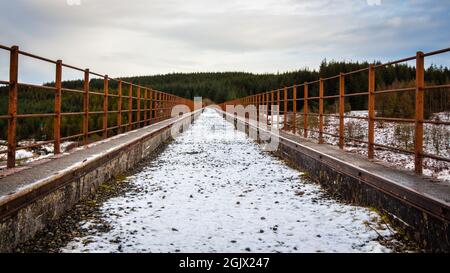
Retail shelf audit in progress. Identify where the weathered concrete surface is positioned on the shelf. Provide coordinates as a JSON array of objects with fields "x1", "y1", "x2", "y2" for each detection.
[
  {"x1": 223, "y1": 111, "x2": 450, "y2": 252},
  {"x1": 0, "y1": 111, "x2": 201, "y2": 252}
]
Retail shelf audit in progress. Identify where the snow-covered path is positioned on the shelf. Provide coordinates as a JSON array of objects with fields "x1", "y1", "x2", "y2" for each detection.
[{"x1": 63, "y1": 108, "x2": 396, "y2": 253}]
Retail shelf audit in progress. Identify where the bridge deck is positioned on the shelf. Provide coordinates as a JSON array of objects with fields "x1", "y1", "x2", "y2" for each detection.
[{"x1": 61, "y1": 108, "x2": 398, "y2": 252}]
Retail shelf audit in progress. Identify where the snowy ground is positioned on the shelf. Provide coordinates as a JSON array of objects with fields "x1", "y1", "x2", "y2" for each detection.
[{"x1": 62, "y1": 108, "x2": 398, "y2": 253}]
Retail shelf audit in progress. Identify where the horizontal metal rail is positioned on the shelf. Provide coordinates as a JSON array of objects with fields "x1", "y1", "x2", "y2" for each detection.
[
  {"x1": 0, "y1": 44, "x2": 194, "y2": 169},
  {"x1": 222, "y1": 47, "x2": 450, "y2": 177}
]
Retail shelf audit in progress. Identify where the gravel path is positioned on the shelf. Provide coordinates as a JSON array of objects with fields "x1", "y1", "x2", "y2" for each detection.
[{"x1": 62, "y1": 108, "x2": 399, "y2": 253}]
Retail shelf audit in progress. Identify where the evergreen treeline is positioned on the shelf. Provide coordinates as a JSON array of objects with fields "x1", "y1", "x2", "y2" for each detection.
[{"x1": 0, "y1": 60, "x2": 449, "y2": 141}]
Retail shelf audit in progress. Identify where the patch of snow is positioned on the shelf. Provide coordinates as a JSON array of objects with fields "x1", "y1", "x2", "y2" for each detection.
[
  {"x1": 431, "y1": 112, "x2": 450, "y2": 122},
  {"x1": 0, "y1": 149, "x2": 34, "y2": 161},
  {"x1": 0, "y1": 141, "x2": 76, "y2": 164},
  {"x1": 347, "y1": 110, "x2": 373, "y2": 117},
  {"x1": 62, "y1": 108, "x2": 397, "y2": 253},
  {"x1": 15, "y1": 149, "x2": 34, "y2": 160}
]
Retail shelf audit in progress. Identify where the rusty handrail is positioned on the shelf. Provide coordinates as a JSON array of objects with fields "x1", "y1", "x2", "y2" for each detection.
[
  {"x1": 0, "y1": 44, "x2": 194, "y2": 169},
  {"x1": 223, "y1": 47, "x2": 450, "y2": 176}
]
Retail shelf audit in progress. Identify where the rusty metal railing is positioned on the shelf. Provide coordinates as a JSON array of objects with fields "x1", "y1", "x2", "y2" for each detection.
[
  {"x1": 0, "y1": 44, "x2": 194, "y2": 169},
  {"x1": 221, "y1": 48, "x2": 450, "y2": 175}
]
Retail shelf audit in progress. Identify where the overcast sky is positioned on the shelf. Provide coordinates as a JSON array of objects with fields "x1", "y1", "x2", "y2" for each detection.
[{"x1": 0, "y1": 0, "x2": 449, "y2": 83}]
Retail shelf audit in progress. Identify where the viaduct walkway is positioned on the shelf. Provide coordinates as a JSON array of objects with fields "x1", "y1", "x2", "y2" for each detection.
[{"x1": 62, "y1": 108, "x2": 395, "y2": 253}]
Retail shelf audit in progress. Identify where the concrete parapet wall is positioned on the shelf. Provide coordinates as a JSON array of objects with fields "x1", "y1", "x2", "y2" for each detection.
[{"x1": 0, "y1": 112, "x2": 199, "y2": 252}]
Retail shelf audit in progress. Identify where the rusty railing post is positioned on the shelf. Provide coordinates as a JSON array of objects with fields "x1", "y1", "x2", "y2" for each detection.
[
  {"x1": 293, "y1": 86, "x2": 297, "y2": 134},
  {"x1": 143, "y1": 88, "x2": 148, "y2": 126},
  {"x1": 261, "y1": 93, "x2": 267, "y2": 123},
  {"x1": 261, "y1": 95, "x2": 264, "y2": 123},
  {"x1": 160, "y1": 92, "x2": 162, "y2": 120},
  {"x1": 283, "y1": 87, "x2": 287, "y2": 130},
  {"x1": 271, "y1": 91, "x2": 274, "y2": 127},
  {"x1": 252, "y1": 95, "x2": 254, "y2": 121},
  {"x1": 7, "y1": 46, "x2": 19, "y2": 168},
  {"x1": 166, "y1": 93, "x2": 169, "y2": 119},
  {"x1": 260, "y1": 94, "x2": 264, "y2": 125},
  {"x1": 160, "y1": 92, "x2": 162, "y2": 121},
  {"x1": 168, "y1": 94, "x2": 171, "y2": 119},
  {"x1": 137, "y1": 86, "x2": 141, "y2": 127},
  {"x1": 265, "y1": 93, "x2": 269, "y2": 126},
  {"x1": 103, "y1": 75, "x2": 108, "y2": 139},
  {"x1": 171, "y1": 95, "x2": 174, "y2": 118},
  {"x1": 164, "y1": 93, "x2": 167, "y2": 119},
  {"x1": 54, "y1": 60, "x2": 62, "y2": 154},
  {"x1": 259, "y1": 94, "x2": 262, "y2": 124},
  {"x1": 154, "y1": 92, "x2": 157, "y2": 121},
  {"x1": 339, "y1": 73, "x2": 345, "y2": 149},
  {"x1": 415, "y1": 52, "x2": 425, "y2": 174},
  {"x1": 117, "y1": 80, "x2": 122, "y2": 133},
  {"x1": 256, "y1": 94, "x2": 260, "y2": 124},
  {"x1": 128, "y1": 84, "x2": 133, "y2": 131},
  {"x1": 155, "y1": 92, "x2": 159, "y2": 121},
  {"x1": 161, "y1": 92, "x2": 164, "y2": 120},
  {"x1": 249, "y1": 96, "x2": 251, "y2": 114},
  {"x1": 149, "y1": 89, "x2": 153, "y2": 124},
  {"x1": 304, "y1": 83, "x2": 308, "y2": 138},
  {"x1": 151, "y1": 89, "x2": 155, "y2": 120},
  {"x1": 162, "y1": 93, "x2": 167, "y2": 119},
  {"x1": 174, "y1": 95, "x2": 177, "y2": 117},
  {"x1": 252, "y1": 95, "x2": 258, "y2": 121},
  {"x1": 83, "y1": 69, "x2": 89, "y2": 144},
  {"x1": 368, "y1": 65, "x2": 375, "y2": 158},
  {"x1": 319, "y1": 78, "x2": 324, "y2": 144},
  {"x1": 276, "y1": 89, "x2": 280, "y2": 129},
  {"x1": 167, "y1": 94, "x2": 170, "y2": 119}
]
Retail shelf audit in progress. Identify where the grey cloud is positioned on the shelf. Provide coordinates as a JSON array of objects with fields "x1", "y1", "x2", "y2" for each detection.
[{"x1": 0, "y1": 0, "x2": 448, "y2": 83}]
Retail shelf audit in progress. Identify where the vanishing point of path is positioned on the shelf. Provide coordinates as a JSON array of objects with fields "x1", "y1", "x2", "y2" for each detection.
[{"x1": 62, "y1": 108, "x2": 401, "y2": 253}]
